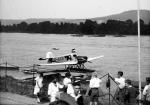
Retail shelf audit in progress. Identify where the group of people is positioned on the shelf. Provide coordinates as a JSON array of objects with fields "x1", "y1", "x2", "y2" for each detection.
[
  {"x1": 112, "y1": 71, "x2": 150, "y2": 105},
  {"x1": 48, "y1": 72, "x2": 84, "y2": 105},
  {"x1": 33, "y1": 71, "x2": 150, "y2": 105},
  {"x1": 34, "y1": 72, "x2": 84, "y2": 105}
]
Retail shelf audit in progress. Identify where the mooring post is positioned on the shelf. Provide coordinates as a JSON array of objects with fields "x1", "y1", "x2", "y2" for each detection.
[
  {"x1": 5, "y1": 62, "x2": 8, "y2": 91},
  {"x1": 32, "y1": 64, "x2": 35, "y2": 86},
  {"x1": 108, "y1": 73, "x2": 111, "y2": 105}
]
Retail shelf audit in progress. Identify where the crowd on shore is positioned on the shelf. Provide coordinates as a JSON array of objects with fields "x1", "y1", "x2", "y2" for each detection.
[{"x1": 34, "y1": 71, "x2": 150, "y2": 105}]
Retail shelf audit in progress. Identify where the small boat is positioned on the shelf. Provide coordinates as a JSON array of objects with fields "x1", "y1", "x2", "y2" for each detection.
[
  {"x1": 0, "y1": 66, "x2": 19, "y2": 70},
  {"x1": 71, "y1": 34, "x2": 84, "y2": 37},
  {"x1": 22, "y1": 69, "x2": 37, "y2": 74},
  {"x1": 114, "y1": 34, "x2": 126, "y2": 37}
]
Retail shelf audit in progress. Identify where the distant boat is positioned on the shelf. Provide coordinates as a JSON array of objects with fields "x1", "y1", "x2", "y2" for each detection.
[
  {"x1": 71, "y1": 34, "x2": 84, "y2": 37},
  {"x1": 87, "y1": 34, "x2": 106, "y2": 37},
  {"x1": 97, "y1": 34, "x2": 106, "y2": 37},
  {"x1": 22, "y1": 69, "x2": 37, "y2": 74},
  {"x1": 52, "y1": 48, "x2": 59, "y2": 50},
  {"x1": 114, "y1": 34, "x2": 126, "y2": 37},
  {"x1": 0, "y1": 66, "x2": 19, "y2": 70}
]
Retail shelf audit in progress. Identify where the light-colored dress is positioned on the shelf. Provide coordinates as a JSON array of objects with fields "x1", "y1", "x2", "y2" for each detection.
[
  {"x1": 48, "y1": 82, "x2": 62, "y2": 102},
  {"x1": 67, "y1": 84, "x2": 76, "y2": 98},
  {"x1": 34, "y1": 76, "x2": 43, "y2": 95}
]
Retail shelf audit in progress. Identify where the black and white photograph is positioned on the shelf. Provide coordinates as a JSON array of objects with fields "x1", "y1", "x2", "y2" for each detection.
[{"x1": 0, "y1": 0, "x2": 150, "y2": 105}]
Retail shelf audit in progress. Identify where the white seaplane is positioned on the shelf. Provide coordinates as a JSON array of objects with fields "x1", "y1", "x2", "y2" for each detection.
[{"x1": 38, "y1": 49, "x2": 104, "y2": 70}]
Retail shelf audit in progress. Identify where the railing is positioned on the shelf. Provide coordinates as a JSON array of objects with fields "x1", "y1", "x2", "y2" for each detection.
[{"x1": 0, "y1": 61, "x2": 146, "y2": 105}]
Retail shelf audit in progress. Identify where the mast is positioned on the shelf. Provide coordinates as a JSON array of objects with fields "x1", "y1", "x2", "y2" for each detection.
[{"x1": 137, "y1": 0, "x2": 141, "y2": 103}]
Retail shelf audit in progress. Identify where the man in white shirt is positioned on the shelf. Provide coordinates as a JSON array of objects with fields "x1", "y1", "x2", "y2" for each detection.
[
  {"x1": 114, "y1": 71, "x2": 125, "y2": 103},
  {"x1": 115, "y1": 74, "x2": 125, "y2": 89},
  {"x1": 143, "y1": 77, "x2": 150, "y2": 105}
]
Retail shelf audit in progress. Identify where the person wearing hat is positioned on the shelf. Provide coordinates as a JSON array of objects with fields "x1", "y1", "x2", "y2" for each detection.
[
  {"x1": 39, "y1": 50, "x2": 55, "y2": 63},
  {"x1": 46, "y1": 51, "x2": 55, "y2": 63},
  {"x1": 143, "y1": 77, "x2": 150, "y2": 105},
  {"x1": 124, "y1": 79, "x2": 139, "y2": 105}
]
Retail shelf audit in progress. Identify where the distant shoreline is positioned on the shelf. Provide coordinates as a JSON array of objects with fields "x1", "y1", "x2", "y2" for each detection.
[{"x1": 0, "y1": 32, "x2": 150, "y2": 37}]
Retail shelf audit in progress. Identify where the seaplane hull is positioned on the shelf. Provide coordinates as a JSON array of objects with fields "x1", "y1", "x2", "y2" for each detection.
[{"x1": 38, "y1": 52, "x2": 104, "y2": 70}]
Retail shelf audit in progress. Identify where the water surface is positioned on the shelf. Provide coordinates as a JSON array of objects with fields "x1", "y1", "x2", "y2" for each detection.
[{"x1": 0, "y1": 33, "x2": 150, "y2": 81}]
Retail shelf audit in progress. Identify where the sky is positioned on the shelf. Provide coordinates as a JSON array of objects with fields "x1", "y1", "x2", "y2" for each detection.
[{"x1": 0, "y1": 0, "x2": 150, "y2": 19}]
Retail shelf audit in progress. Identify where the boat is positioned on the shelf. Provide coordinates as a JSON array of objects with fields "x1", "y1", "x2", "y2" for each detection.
[
  {"x1": 0, "y1": 66, "x2": 19, "y2": 70},
  {"x1": 22, "y1": 69, "x2": 37, "y2": 74}
]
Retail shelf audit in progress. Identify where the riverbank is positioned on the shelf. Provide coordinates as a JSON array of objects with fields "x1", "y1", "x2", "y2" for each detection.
[{"x1": 0, "y1": 92, "x2": 49, "y2": 105}]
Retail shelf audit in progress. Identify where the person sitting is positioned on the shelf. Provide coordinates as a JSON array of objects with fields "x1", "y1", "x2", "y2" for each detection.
[
  {"x1": 46, "y1": 51, "x2": 55, "y2": 63},
  {"x1": 71, "y1": 49, "x2": 77, "y2": 61},
  {"x1": 39, "y1": 51, "x2": 55, "y2": 63}
]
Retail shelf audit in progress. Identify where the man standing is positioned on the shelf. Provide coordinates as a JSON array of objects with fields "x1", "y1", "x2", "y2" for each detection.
[
  {"x1": 113, "y1": 71, "x2": 126, "y2": 103},
  {"x1": 143, "y1": 77, "x2": 150, "y2": 105},
  {"x1": 124, "y1": 79, "x2": 139, "y2": 105}
]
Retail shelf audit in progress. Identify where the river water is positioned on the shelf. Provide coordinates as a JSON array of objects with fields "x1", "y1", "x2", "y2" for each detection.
[{"x1": 0, "y1": 33, "x2": 150, "y2": 81}]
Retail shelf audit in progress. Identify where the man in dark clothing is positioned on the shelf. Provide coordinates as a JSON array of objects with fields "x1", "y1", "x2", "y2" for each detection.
[{"x1": 124, "y1": 79, "x2": 139, "y2": 105}]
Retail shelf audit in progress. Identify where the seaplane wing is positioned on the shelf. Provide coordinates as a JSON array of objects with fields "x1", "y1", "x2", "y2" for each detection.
[
  {"x1": 39, "y1": 61, "x2": 77, "y2": 66},
  {"x1": 87, "y1": 55, "x2": 104, "y2": 62}
]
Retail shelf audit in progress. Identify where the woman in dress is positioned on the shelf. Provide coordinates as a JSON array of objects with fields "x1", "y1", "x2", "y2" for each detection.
[{"x1": 34, "y1": 72, "x2": 43, "y2": 103}]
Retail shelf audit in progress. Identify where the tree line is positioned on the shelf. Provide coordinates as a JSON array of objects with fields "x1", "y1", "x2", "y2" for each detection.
[{"x1": 0, "y1": 19, "x2": 150, "y2": 35}]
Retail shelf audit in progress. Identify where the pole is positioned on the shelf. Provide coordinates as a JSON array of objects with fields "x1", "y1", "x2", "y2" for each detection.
[
  {"x1": 5, "y1": 62, "x2": 8, "y2": 91},
  {"x1": 32, "y1": 64, "x2": 35, "y2": 86},
  {"x1": 108, "y1": 74, "x2": 111, "y2": 105},
  {"x1": 137, "y1": 0, "x2": 142, "y2": 104}
]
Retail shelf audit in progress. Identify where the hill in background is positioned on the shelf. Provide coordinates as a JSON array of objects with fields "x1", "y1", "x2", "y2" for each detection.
[{"x1": 1, "y1": 10, "x2": 150, "y2": 26}]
